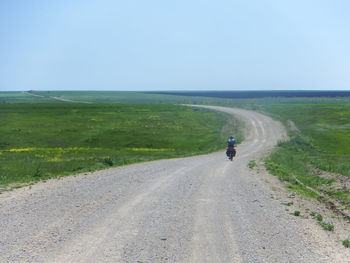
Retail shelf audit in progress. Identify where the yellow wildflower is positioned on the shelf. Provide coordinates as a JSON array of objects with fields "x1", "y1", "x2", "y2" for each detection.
[
  {"x1": 9, "y1": 148, "x2": 36, "y2": 152},
  {"x1": 47, "y1": 156, "x2": 62, "y2": 162},
  {"x1": 129, "y1": 148, "x2": 175, "y2": 152}
]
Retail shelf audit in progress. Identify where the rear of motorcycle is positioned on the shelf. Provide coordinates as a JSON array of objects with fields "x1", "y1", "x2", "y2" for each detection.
[{"x1": 226, "y1": 146, "x2": 236, "y2": 161}]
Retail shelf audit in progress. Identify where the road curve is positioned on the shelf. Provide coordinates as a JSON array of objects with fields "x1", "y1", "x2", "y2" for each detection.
[{"x1": 0, "y1": 106, "x2": 347, "y2": 262}]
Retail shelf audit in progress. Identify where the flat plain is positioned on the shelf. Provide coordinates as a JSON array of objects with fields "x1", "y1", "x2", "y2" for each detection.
[
  {"x1": 1, "y1": 90, "x2": 350, "y2": 261},
  {"x1": 0, "y1": 103, "x2": 240, "y2": 188},
  {"x1": 2, "y1": 106, "x2": 349, "y2": 262}
]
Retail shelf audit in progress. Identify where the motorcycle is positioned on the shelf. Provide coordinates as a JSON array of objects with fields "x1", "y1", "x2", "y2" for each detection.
[{"x1": 226, "y1": 145, "x2": 236, "y2": 161}]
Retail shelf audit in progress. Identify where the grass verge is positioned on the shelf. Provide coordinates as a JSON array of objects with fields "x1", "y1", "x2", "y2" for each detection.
[{"x1": 263, "y1": 104, "x2": 350, "y2": 209}]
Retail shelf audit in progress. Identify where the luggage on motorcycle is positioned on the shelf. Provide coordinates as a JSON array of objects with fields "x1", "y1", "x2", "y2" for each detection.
[{"x1": 226, "y1": 145, "x2": 236, "y2": 158}]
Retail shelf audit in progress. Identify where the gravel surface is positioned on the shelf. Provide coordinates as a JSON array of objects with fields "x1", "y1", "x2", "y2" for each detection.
[{"x1": 1, "y1": 106, "x2": 349, "y2": 263}]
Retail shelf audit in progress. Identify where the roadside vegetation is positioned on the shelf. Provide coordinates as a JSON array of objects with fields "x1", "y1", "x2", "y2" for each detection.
[
  {"x1": 263, "y1": 104, "x2": 350, "y2": 209},
  {"x1": 343, "y1": 239, "x2": 350, "y2": 248},
  {"x1": 0, "y1": 103, "x2": 241, "y2": 189},
  {"x1": 293, "y1": 210, "x2": 300, "y2": 216},
  {"x1": 248, "y1": 160, "x2": 256, "y2": 169}
]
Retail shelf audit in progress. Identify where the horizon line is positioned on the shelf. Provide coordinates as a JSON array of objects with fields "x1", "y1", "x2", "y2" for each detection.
[{"x1": 1, "y1": 89, "x2": 350, "y2": 92}]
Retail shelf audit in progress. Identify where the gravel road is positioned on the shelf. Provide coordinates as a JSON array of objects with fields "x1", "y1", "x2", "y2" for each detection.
[{"x1": 1, "y1": 106, "x2": 349, "y2": 262}]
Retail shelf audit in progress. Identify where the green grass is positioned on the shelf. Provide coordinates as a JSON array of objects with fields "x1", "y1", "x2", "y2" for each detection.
[
  {"x1": 1, "y1": 91, "x2": 229, "y2": 104},
  {"x1": 0, "y1": 92, "x2": 56, "y2": 103},
  {"x1": 248, "y1": 160, "x2": 256, "y2": 169},
  {"x1": 4, "y1": 91, "x2": 350, "y2": 105},
  {"x1": 310, "y1": 212, "x2": 334, "y2": 231},
  {"x1": 293, "y1": 210, "x2": 301, "y2": 216},
  {"x1": 0, "y1": 103, "x2": 241, "y2": 188},
  {"x1": 263, "y1": 104, "x2": 350, "y2": 206},
  {"x1": 262, "y1": 104, "x2": 350, "y2": 156},
  {"x1": 318, "y1": 221, "x2": 334, "y2": 231},
  {"x1": 315, "y1": 214, "x2": 323, "y2": 222},
  {"x1": 343, "y1": 239, "x2": 350, "y2": 248}
]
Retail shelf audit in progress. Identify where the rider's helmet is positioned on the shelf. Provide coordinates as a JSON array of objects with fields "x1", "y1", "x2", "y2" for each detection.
[{"x1": 230, "y1": 136, "x2": 233, "y2": 139}]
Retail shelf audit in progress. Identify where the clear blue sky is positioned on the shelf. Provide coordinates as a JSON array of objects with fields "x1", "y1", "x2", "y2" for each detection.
[{"x1": 1, "y1": 0, "x2": 350, "y2": 91}]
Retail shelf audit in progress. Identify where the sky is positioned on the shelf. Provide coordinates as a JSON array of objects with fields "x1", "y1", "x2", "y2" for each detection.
[{"x1": 1, "y1": 0, "x2": 350, "y2": 91}]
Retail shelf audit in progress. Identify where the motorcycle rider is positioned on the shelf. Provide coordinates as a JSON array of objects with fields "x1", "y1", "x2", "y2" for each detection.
[
  {"x1": 227, "y1": 136, "x2": 236, "y2": 146},
  {"x1": 226, "y1": 136, "x2": 236, "y2": 157}
]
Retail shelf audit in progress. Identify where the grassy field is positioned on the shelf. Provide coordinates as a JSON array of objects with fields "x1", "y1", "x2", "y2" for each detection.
[
  {"x1": 3, "y1": 90, "x2": 350, "y2": 105},
  {"x1": 0, "y1": 103, "x2": 241, "y2": 189},
  {"x1": 150, "y1": 90, "x2": 350, "y2": 99},
  {"x1": 262, "y1": 104, "x2": 350, "y2": 206},
  {"x1": 0, "y1": 92, "x2": 56, "y2": 103},
  {"x1": 1, "y1": 91, "x2": 204, "y2": 104},
  {"x1": 2, "y1": 91, "x2": 349, "y2": 207}
]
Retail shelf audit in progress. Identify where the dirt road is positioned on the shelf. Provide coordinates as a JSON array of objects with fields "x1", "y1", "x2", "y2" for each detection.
[{"x1": 1, "y1": 106, "x2": 348, "y2": 262}]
